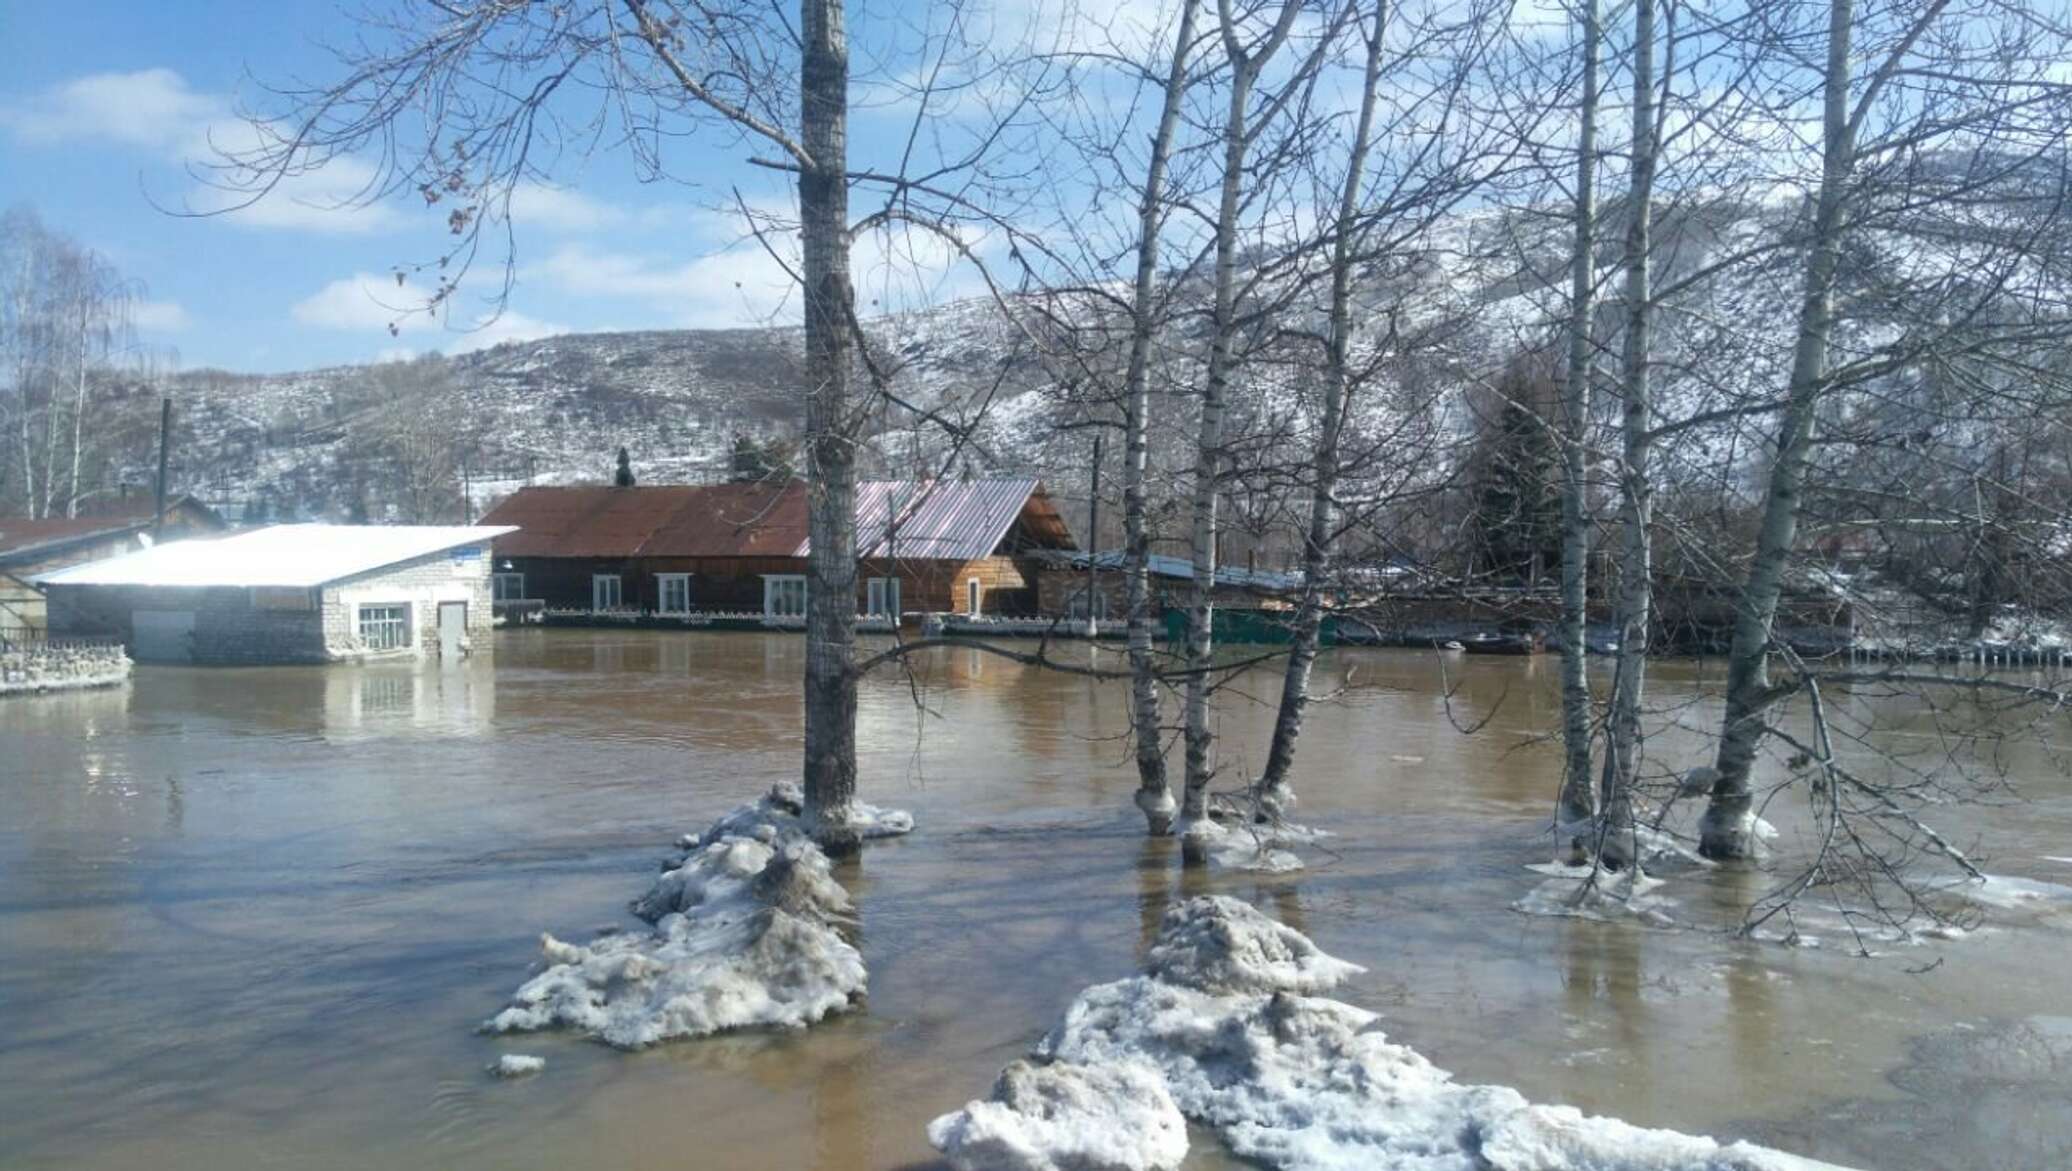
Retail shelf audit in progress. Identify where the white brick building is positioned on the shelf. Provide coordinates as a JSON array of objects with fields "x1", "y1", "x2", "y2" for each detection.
[{"x1": 38, "y1": 524, "x2": 516, "y2": 665}]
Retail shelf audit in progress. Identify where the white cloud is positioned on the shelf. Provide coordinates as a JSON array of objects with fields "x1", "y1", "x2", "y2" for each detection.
[
  {"x1": 0, "y1": 68, "x2": 217, "y2": 151},
  {"x1": 522, "y1": 209, "x2": 998, "y2": 329},
  {"x1": 129, "y1": 299, "x2": 190, "y2": 332},
  {"x1": 292, "y1": 272, "x2": 564, "y2": 353},
  {"x1": 528, "y1": 241, "x2": 800, "y2": 328},
  {"x1": 503, "y1": 183, "x2": 624, "y2": 232},
  {"x1": 2, "y1": 68, "x2": 405, "y2": 235}
]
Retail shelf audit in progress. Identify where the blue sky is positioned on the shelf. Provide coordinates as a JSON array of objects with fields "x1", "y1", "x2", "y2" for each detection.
[{"x1": 0, "y1": 1, "x2": 1021, "y2": 373}]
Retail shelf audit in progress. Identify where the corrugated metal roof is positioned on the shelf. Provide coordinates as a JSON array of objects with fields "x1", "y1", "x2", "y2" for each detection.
[
  {"x1": 37, "y1": 524, "x2": 515, "y2": 588},
  {"x1": 483, "y1": 478, "x2": 1073, "y2": 563},
  {"x1": 847, "y1": 478, "x2": 1052, "y2": 561}
]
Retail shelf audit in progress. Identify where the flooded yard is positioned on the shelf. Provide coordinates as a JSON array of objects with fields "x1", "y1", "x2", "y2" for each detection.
[{"x1": 3, "y1": 629, "x2": 2070, "y2": 1169}]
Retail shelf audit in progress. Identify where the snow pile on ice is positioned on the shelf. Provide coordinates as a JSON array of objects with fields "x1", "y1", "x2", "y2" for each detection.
[
  {"x1": 934, "y1": 895, "x2": 1852, "y2": 1171},
  {"x1": 1184, "y1": 814, "x2": 1329, "y2": 873},
  {"x1": 927, "y1": 1058, "x2": 1187, "y2": 1171},
  {"x1": 1515, "y1": 863, "x2": 1678, "y2": 926},
  {"x1": 1937, "y1": 873, "x2": 2072, "y2": 911},
  {"x1": 489, "y1": 1053, "x2": 544, "y2": 1077},
  {"x1": 486, "y1": 785, "x2": 905, "y2": 1049}
]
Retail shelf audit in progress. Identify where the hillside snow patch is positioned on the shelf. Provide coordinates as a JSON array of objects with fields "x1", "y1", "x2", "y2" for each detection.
[
  {"x1": 486, "y1": 785, "x2": 907, "y2": 1049},
  {"x1": 932, "y1": 895, "x2": 1852, "y2": 1171}
]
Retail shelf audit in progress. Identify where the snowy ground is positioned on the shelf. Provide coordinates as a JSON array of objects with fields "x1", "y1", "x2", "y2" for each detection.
[
  {"x1": 931, "y1": 896, "x2": 1854, "y2": 1171},
  {"x1": 484, "y1": 785, "x2": 911, "y2": 1049}
]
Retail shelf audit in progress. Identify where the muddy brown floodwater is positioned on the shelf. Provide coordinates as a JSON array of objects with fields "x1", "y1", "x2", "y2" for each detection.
[{"x1": 4, "y1": 629, "x2": 2071, "y2": 1170}]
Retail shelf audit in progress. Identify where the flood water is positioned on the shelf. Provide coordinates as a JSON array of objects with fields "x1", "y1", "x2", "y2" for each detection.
[{"x1": 4, "y1": 629, "x2": 2071, "y2": 1170}]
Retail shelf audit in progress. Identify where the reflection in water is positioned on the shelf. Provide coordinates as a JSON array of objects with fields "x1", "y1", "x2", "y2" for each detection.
[{"x1": 0, "y1": 630, "x2": 2068, "y2": 1171}]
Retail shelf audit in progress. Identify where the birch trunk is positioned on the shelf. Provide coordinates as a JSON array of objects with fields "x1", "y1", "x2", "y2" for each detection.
[
  {"x1": 1554, "y1": 0, "x2": 1602, "y2": 855},
  {"x1": 1252, "y1": 2, "x2": 1388, "y2": 823},
  {"x1": 1179, "y1": 0, "x2": 1303, "y2": 847},
  {"x1": 1600, "y1": 0, "x2": 1656, "y2": 869},
  {"x1": 66, "y1": 294, "x2": 92, "y2": 518},
  {"x1": 1122, "y1": 0, "x2": 1202, "y2": 836},
  {"x1": 1700, "y1": 0, "x2": 1855, "y2": 860},
  {"x1": 797, "y1": 0, "x2": 861, "y2": 856}
]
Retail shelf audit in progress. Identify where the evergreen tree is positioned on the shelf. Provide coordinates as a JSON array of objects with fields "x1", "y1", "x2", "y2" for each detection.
[{"x1": 614, "y1": 446, "x2": 635, "y2": 487}]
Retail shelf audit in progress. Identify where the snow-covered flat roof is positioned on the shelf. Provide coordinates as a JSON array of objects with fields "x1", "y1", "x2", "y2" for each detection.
[{"x1": 36, "y1": 524, "x2": 517, "y2": 589}]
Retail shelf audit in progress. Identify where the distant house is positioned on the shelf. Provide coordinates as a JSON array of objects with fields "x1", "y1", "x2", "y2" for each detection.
[
  {"x1": 478, "y1": 478, "x2": 1077, "y2": 622},
  {"x1": 39, "y1": 524, "x2": 514, "y2": 664},
  {"x1": 1032, "y1": 549, "x2": 1301, "y2": 622},
  {"x1": 0, "y1": 495, "x2": 223, "y2": 638}
]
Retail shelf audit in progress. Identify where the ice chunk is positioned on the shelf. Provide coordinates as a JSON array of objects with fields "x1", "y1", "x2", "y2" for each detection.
[
  {"x1": 927, "y1": 1058, "x2": 1188, "y2": 1171},
  {"x1": 489, "y1": 1053, "x2": 544, "y2": 1078},
  {"x1": 943, "y1": 895, "x2": 1852, "y2": 1171},
  {"x1": 486, "y1": 790, "x2": 875, "y2": 1049}
]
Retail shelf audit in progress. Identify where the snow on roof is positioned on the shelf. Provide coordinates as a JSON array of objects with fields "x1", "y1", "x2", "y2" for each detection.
[{"x1": 36, "y1": 524, "x2": 517, "y2": 589}]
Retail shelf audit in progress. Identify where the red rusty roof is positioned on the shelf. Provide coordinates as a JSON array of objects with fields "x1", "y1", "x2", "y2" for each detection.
[
  {"x1": 481, "y1": 482, "x2": 808, "y2": 558},
  {"x1": 645, "y1": 480, "x2": 808, "y2": 557},
  {"x1": 479, "y1": 485, "x2": 703, "y2": 558}
]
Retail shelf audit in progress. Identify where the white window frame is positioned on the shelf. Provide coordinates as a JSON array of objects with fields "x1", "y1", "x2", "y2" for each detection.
[
  {"x1": 866, "y1": 576, "x2": 901, "y2": 619},
  {"x1": 966, "y1": 577, "x2": 983, "y2": 616},
  {"x1": 657, "y1": 573, "x2": 692, "y2": 615},
  {"x1": 592, "y1": 573, "x2": 623, "y2": 611},
  {"x1": 357, "y1": 602, "x2": 412, "y2": 652},
  {"x1": 1068, "y1": 587, "x2": 1109, "y2": 620},
  {"x1": 493, "y1": 572, "x2": 525, "y2": 601},
  {"x1": 763, "y1": 574, "x2": 807, "y2": 619}
]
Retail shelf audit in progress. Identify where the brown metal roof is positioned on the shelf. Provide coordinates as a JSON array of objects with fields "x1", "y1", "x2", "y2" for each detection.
[
  {"x1": 481, "y1": 482, "x2": 808, "y2": 559},
  {"x1": 482, "y1": 477, "x2": 1075, "y2": 563},
  {"x1": 644, "y1": 481, "x2": 807, "y2": 557},
  {"x1": 481, "y1": 486, "x2": 703, "y2": 558}
]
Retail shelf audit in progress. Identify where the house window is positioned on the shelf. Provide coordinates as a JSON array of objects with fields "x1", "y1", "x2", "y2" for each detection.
[
  {"x1": 658, "y1": 573, "x2": 692, "y2": 615},
  {"x1": 866, "y1": 577, "x2": 901, "y2": 618},
  {"x1": 592, "y1": 574, "x2": 623, "y2": 611},
  {"x1": 764, "y1": 575, "x2": 807, "y2": 618},
  {"x1": 493, "y1": 572, "x2": 525, "y2": 601},
  {"x1": 1068, "y1": 588, "x2": 1109, "y2": 620},
  {"x1": 357, "y1": 603, "x2": 411, "y2": 651},
  {"x1": 967, "y1": 578, "x2": 983, "y2": 615}
]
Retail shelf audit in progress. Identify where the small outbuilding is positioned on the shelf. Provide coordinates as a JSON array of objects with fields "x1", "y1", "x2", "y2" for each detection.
[{"x1": 38, "y1": 524, "x2": 515, "y2": 664}]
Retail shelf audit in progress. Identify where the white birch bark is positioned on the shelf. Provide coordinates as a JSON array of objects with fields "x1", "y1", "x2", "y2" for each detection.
[
  {"x1": 1555, "y1": 0, "x2": 1602, "y2": 854},
  {"x1": 1178, "y1": 0, "x2": 1304, "y2": 845},
  {"x1": 1120, "y1": 0, "x2": 1204, "y2": 836},
  {"x1": 1599, "y1": 0, "x2": 1657, "y2": 868},
  {"x1": 1252, "y1": 1, "x2": 1389, "y2": 824}
]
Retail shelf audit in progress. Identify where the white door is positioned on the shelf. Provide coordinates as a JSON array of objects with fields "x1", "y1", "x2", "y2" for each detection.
[
  {"x1": 438, "y1": 601, "x2": 467, "y2": 658},
  {"x1": 132, "y1": 609, "x2": 196, "y2": 663}
]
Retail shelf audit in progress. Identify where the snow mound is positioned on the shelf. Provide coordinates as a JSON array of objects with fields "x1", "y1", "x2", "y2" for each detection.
[
  {"x1": 489, "y1": 1053, "x2": 544, "y2": 1077},
  {"x1": 1145, "y1": 895, "x2": 1363, "y2": 995},
  {"x1": 485, "y1": 790, "x2": 874, "y2": 1049},
  {"x1": 927, "y1": 1058, "x2": 1188, "y2": 1171},
  {"x1": 938, "y1": 895, "x2": 1853, "y2": 1171}
]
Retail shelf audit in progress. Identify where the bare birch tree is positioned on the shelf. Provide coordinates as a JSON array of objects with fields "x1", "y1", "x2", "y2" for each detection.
[{"x1": 1697, "y1": 0, "x2": 2072, "y2": 859}]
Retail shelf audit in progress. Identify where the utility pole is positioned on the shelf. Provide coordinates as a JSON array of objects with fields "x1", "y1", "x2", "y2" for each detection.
[
  {"x1": 1086, "y1": 433, "x2": 1103, "y2": 638},
  {"x1": 153, "y1": 397, "x2": 172, "y2": 538}
]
